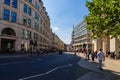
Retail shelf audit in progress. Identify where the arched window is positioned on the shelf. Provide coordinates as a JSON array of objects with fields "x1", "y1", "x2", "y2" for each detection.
[{"x1": 1, "y1": 28, "x2": 16, "y2": 36}]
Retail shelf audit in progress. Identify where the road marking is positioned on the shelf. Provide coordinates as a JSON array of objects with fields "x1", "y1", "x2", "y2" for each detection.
[{"x1": 18, "y1": 64, "x2": 73, "y2": 80}]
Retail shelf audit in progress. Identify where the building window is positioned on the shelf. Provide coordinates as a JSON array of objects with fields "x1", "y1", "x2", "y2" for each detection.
[
  {"x1": 40, "y1": 19, "x2": 43, "y2": 25},
  {"x1": 29, "y1": 31, "x2": 32, "y2": 39},
  {"x1": 4, "y1": 0, "x2": 10, "y2": 6},
  {"x1": 35, "y1": 12, "x2": 39, "y2": 21},
  {"x1": 35, "y1": 2, "x2": 37, "y2": 9},
  {"x1": 40, "y1": 27, "x2": 42, "y2": 33},
  {"x1": 34, "y1": 22, "x2": 39, "y2": 30},
  {"x1": 28, "y1": 7, "x2": 32, "y2": 16},
  {"x1": 4, "y1": 9, "x2": 10, "y2": 21},
  {"x1": 25, "y1": 30, "x2": 29, "y2": 39},
  {"x1": 34, "y1": 33, "x2": 38, "y2": 40},
  {"x1": 22, "y1": 29, "x2": 25, "y2": 38},
  {"x1": 24, "y1": 4, "x2": 27, "y2": 13},
  {"x1": 12, "y1": 0, "x2": 17, "y2": 8},
  {"x1": 22, "y1": 29, "x2": 29, "y2": 39},
  {"x1": 28, "y1": 18, "x2": 31, "y2": 27},
  {"x1": 23, "y1": 17, "x2": 27, "y2": 25},
  {"x1": 28, "y1": 0, "x2": 32, "y2": 3},
  {"x1": 11, "y1": 12, "x2": 17, "y2": 22}
]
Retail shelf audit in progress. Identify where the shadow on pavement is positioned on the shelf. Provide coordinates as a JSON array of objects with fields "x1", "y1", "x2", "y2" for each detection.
[
  {"x1": 75, "y1": 53, "x2": 120, "y2": 80},
  {"x1": 104, "y1": 69, "x2": 120, "y2": 80}
]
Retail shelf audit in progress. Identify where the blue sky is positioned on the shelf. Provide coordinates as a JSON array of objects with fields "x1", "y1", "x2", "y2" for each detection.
[{"x1": 43, "y1": 0, "x2": 89, "y2": 44}]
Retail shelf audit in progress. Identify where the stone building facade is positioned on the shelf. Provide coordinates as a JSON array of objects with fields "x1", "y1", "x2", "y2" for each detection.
[
  {"x1": 53, "y1": 33, "x2": 65, "y2": 51},
  {"x1": 0, "y1": 0, "x2": 50, "y2": 53},
  {"x1": 92, "y1": 37, "x2": 120, "y2": 58}
]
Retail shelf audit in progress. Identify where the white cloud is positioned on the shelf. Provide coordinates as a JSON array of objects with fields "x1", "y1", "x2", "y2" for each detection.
[{"x1": 52, "y1": 26, "x2": 59, "y2": 32}]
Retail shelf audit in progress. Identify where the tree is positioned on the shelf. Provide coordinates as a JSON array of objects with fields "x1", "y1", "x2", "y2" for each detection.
[{"x1": 85, "y1": 0, "x2": 120, "y2": 39}]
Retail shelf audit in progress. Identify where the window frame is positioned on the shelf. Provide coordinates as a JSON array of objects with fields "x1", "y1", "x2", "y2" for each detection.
[
  {"x1": 28, "y1": 7, "x2": 32, "y2": 16},
  {"x1": 23, "y1": 17, "x2": 27, "y2": 25},
  {"x1": 28, "y1": 18, "x2": 31, "y2": 27},
  {"x1": 11, "y1": 12, "x2": 17, "y2": 22},
  {"x1": 4, "y1": 0, "x2": 10, "y2": 6},
  {"x1": 12, "y1": 0, "x2": 18, "y2": 8},
  {"x1": 4, "y1": 9, "x2": 10, "y2": 21},
  {"x1": 24, "y1": 4, "x2": 27, "y2": 13},
  {"x1": 28, "y1": 0, "x2": 32, "y2": 3}
]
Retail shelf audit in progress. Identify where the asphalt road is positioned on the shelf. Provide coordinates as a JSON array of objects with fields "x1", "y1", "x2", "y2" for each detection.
[{"x1": 0, "y1": 52, "x2": 90, "y2": 80}]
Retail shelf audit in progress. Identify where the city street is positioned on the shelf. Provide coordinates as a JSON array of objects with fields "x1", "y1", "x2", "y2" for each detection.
[
  {"x1": 0, "y1": 0, "x2": 120, "y2": 80},
  {"x1": 0, "y1": 52, "x2": 91, "y2": 80}
]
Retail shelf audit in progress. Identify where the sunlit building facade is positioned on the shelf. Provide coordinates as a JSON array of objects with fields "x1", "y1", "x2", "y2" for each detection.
[
  {"x1": 53, "y1": 33, "x2": 65, "y2": 51},
  {"x1": 0, "y1": 0, "x2": 50, "y2": 53},
  {"x1": 72, "y1": 20, "x2": 92, "y2": 51},
  {"x1": 92, "y1": 36, "x2": 120, "y2": 58}
]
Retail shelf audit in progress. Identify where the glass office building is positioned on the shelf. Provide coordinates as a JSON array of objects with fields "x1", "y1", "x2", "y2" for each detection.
[{"x1": 72, "y1": 20, "x2": 92, "y2": 52}]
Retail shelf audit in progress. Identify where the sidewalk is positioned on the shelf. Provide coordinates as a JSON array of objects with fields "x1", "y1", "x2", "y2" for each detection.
[{"x1": 77, "y1": 53, "x2": 120, "y2": 80}]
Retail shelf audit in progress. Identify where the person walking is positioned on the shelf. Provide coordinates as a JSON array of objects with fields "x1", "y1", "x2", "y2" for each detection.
[
  {"x1": 91, "y1": 51, "x2": 95, "y2": 62},
  {"x1": 97, "y1": 49, "x2": 105, "y2": 70},
  {"x1": 94, "y1": 51, "x2": 97, "y2": 59},
  {"x1": 86, "y1": 49, "x2": 91, "y2": 60}
]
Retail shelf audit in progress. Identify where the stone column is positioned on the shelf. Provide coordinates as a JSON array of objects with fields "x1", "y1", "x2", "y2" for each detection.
[
  {"x1": 92, "y1": 39, "x2": 97, "y2": 51},
  {"x1": 103, "y1": 40, "x2": 107, "y2": 54},
  {"x1": 110, "y1": 38, "x2": 116, "y2": 52},
  {"x1": 116, "y1": 39, "x2": 120, "y2": 59},
  {"x1": 97, "y1": 38, "x2": 102, "y2": 51},
  {"x1": 15, "y1": 38, "x2": 21, "y2": 52}
]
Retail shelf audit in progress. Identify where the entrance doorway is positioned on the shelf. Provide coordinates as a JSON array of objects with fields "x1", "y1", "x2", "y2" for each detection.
[
  {"x1": 1, "y1": 28, "x2": 16, "y2": 53},
  {"x1": 1, "y1": 39, "x2": 15, "y2": 53}
]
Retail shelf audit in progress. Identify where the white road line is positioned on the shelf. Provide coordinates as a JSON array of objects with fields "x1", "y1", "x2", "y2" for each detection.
[{"x1": 18, "y1": 64, "x2": 73, "y2": 80}]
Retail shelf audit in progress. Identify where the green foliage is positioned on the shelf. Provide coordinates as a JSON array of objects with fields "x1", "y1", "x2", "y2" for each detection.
[{"x1": 85, "y1": 0, "x2": 120, "y2": 38}]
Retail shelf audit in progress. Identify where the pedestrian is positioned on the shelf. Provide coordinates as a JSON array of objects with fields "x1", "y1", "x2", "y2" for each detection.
[
  {"x1": 74, "y1": 50, "x2": 76, "y2": 55},
  {"x1": 107, "y1": 50, "x2": 111, "y2": 58},
  {"x1": 12, "y1": 48, "x2": 15, "y2": 54},
  {"x1": 87, "y1": 49, "x2": 91, "y2": 60},
  {"x1": 112, "y1": 51, "x2": 116, "y2": 59},
  {"x1": 97, "y1": 49, "x2": 105, "y2": 70},
  {"x1": 94, "y1": 51, "x2": 97, "y2": 59},
  {"x1": 91, "y1": 51, "x2": 95, "y2": 62}
]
